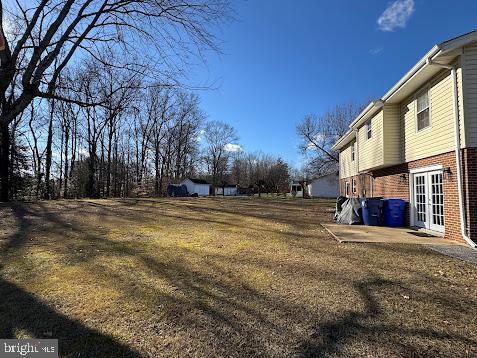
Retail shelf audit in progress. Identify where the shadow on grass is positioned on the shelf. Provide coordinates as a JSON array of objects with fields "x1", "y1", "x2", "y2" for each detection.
[
  {"x1": 0, "y1": 276, "x2": 141, "y2": 357},
  {"x1": 2, "y1": 200, "x2": 477, "y2": 356},
  {"x1": 299, "y1": 278, "x2": 477, "y2": 357}
]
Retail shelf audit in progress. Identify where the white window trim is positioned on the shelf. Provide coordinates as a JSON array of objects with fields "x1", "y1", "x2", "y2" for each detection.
[
  {"x1": 352, "y1": 178, "x2": 357, "y2": 194},
  {"x1": 366, "y1": 120, "x2": 372, "y2": 141},
  {"x1": 415, "y1": 86, "x2": 432, "y2": 133},
  {"x1": 409, "y1": 165, "x2": 443, "y2": 227},
  {"x1": 345, "y1": 182, "x2": 350, "y2": 196},
  {"x1": 409, "y1": 164, "x2": 443, "y2": 174},
  {"x1": 351, "y1": 141, "x2": 355, "y2": 161},
  {"x1": 409, "y1": 166, "x2": 445, "y2": 232}
]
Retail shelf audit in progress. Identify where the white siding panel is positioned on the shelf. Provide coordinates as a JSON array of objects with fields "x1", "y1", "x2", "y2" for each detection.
[{"x1": 307, "y1": 174, "x2": 339, "y2": 198}]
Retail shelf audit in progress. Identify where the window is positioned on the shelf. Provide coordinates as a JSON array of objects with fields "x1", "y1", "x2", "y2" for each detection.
[
  {"x1": 292, "y1": 184, "x2": 301, "y2": 192},
  {"x1": 366, "y1": 120, "x2": 372, "y2": 140},
  {"x1": 352, "y1": 179, "x2": 357, "y2": 194},
  {"x1": 351, "y1": 142, "x2": 355, "y2": 161},
  {"x1": 345, "y1": 182, "x2": 350, "y2": 197},
  {"x1": 416, "y1": 90, "x2": 430, "y2": 131}
]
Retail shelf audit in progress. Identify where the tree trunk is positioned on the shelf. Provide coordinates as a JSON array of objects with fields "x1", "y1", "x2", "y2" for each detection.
[
  {"x1": 87, "y1": 143, "x2": 97, "y2": 198},
  {"x1": 113, "y1": 133, "x2": 118, "y2": 197},
  {"x1": 99, "y1": 138, "x2": 104, "y2": 197},
  {"x1": 44, "y1": 114, "x2": 54, "y2": 199},
  {"x1": 63, "y1": 130, "x2": 69, "y2": 198},
  {"x1": 106, "y1": 128, "x2": 113, "y2": 197},
  {"x1": 155, "y1": 146, "x2": 160, "y2": 195},
  {"x1": 0, "y1": 121, "x2": 10, "y2": 201},
  {"x1": 58, "y1": 125, "x2": 64, "y2": 197}
]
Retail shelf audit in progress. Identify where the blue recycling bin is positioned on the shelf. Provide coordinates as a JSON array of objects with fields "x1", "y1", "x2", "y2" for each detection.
[
  {"x1": 361, "y1": 198, "x2": 384, "y2": 226},
  {"x1": 383, "y1": 199, "x2": 406, "y2": 227}
]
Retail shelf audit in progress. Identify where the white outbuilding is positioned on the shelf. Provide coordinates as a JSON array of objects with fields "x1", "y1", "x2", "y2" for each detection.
[
  {"x1": 180, "y1": 178, "x2": 210, "y2": 197},
  {"x1": 215, "y1": 184, "x2": 238, "y2": 196},
  {"x1": 290, "y1": 182, "x2": 304, "y2": 197},
  {"x1": 306, "y1": 173, "x2": 339, "y2": 198}
]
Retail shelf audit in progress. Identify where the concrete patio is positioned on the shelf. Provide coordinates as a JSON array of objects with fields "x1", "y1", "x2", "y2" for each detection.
[{"x1": 322, "y1": 224, "x2": 464, "y2": 246}]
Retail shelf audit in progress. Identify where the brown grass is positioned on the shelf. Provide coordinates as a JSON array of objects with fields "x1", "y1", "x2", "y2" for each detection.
[{"x1": 0, "y1": 197, "x2": 476, "y2": 357}]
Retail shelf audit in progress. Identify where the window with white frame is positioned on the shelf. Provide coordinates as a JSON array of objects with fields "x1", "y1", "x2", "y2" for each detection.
[
  {"x1": 366, "y1": 120, "x2": 372, "y2": 140},
  {"x1": 351, "y1": 141, "x2": 355, "y2": 161},
  {"x1": 416, "y1": 89, "x2": 430, "y2": 131},
  {"x1": 345, "y1": 182, "x2": 350, "y2": 197},
  {"x1": 352, "y1": 178, "x2": 357, "y2": 194}
]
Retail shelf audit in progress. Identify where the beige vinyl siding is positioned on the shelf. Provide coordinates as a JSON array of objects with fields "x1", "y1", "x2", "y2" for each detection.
[
  {"x1": 358, "y1": 110, "x2": 383, "y2": 171},
  {"x1": 463, "y1": 43, "x2": 477, "y2": 147},
  {"x1": 401, "y1": 67, "x2": 462, "y2": 162},
  {"x1": 457, "y1": 59, "x2": 466, "y2": 147},
  {"x1": 339, "y1": 141, "x2": 357, "y2": 179},
  {"x1": 382, "y1": 104, "x2": 401, "y2": 164}
]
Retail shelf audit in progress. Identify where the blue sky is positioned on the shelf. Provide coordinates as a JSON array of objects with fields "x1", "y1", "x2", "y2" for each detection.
[{"x1": 190, "y1": 0, "x2": 477, "y2": 168}]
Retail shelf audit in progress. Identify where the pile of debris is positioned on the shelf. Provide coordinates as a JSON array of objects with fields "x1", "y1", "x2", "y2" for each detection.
[{"x1": 334, "y1": 196, "x2": 362, "y2": 225}]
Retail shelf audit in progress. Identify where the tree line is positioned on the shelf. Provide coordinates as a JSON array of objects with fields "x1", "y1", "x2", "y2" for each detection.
[
  {"x1": 5, "y1": 62, "x2": 294, "y2": 200},
  {"x1": 0, "y1": 0, "x2": 232, "y2": 200},
  {"x1": 0, "y1": 0, "x2": 292, "y2": 200}
]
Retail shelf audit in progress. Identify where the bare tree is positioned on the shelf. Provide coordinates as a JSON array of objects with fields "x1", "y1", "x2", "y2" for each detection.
[
  {"x1": 297, "y1": 101, "x2": 364, "y2": 177},
  {"x1": 0, "y1": 0, "x2": 230, "y2": 200},
  {"x1": 150, "y1": 88, "x2": 174, "y2": 195},
  {"x1": 202, "y1": 120, "x2": 239, "y2": 191},
  {"x1": 99, "y1": 57, "x2": 140, "y2": 196},
  {"x1": 268, "y1": 158, "x2": 290, "y2": 195}
]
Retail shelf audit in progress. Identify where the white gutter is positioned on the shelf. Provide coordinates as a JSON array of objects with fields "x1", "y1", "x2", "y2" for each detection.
[
  {"x1": 382, "y1": 46, "x2": 441, "y2": 101},
  {"x1": 332, "y1": 129, "x2": 354, "y2": 151},
  {"x1": 334, "y1": 30, "x2": 477, "y2": 151},
  {"x1": 332, "y1": 101, "x2": 383, "y2": 150},
  {"x1": 427, "y1": 58, "x2": 476, "y2": 248}
]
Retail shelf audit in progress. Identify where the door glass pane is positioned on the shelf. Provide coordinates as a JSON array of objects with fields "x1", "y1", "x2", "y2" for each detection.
[
  {"x1": 431, "y1": 173, "x2": 444, "y2": 226},
  {"x1": 415, "y1": 175, "x2": 426, "y2": 222}
]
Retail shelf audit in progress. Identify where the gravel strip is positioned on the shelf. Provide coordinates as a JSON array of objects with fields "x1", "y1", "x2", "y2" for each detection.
[{"x1": 427, "y1": 245, "x2": 477, "y2": 265}]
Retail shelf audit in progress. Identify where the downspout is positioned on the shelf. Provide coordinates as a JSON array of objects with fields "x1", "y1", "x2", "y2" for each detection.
[
  {"x1": 427, "y1": 58, "x2": 476, "y2": 248},
  {"x1": 354, "y1": 129, "x2": 360, "y2": 197}
]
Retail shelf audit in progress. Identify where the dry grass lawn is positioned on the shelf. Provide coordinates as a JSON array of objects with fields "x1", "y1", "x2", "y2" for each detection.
[{"x1": 0, "y1": 197, "x2": 476, "y2": 357}]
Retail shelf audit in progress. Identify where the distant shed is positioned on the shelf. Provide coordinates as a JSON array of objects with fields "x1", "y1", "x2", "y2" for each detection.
[
  {"x1": 290, "y1": 181, "x2": 304, "y2": 197},
  {"x1": 306, "y1": 173, "x2": 339, "y2": 198},
  {"x1": 215, "y1": 184, "x2": 238, "y2": 196},
  {"x1": 180, "y1": 178, "x2": 210, "y2": 197}
]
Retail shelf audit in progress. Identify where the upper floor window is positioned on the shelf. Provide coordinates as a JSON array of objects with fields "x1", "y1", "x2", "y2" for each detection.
[
  {"x1": 366, "y1": 120, "x2": 372, "y2": 140},
  {"x1": 416, "y1": 90, "x2": 430, "y2": 131},
  {"x1": 351, "y1": 142, "x2": 355, "y2": 161}
]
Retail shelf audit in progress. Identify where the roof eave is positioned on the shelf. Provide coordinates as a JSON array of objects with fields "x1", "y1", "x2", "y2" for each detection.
[
  {"x1": 381, "y1": 45, "x2": 441, "y2": 102},
  {"x1": 332, "y1": 130, "x2": 354, "y2": 151},
  {"x1": 332, "y1": 29, "x2": 477, "y2": 152}
]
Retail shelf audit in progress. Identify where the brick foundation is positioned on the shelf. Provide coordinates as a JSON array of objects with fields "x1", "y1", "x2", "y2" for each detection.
[{"x1": 340, "y1": 150, "x2": 477, "y2": 245}]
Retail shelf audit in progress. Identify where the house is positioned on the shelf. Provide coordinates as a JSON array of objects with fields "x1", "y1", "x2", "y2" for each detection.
[
  {"x1": 306, "y1": 173, "x2": 339, "y2": 198},
  {"x1": 290, "y1": 181, "x2": 304, "y2": 197},
  {"x1": 215, "y1": 184, "x2": 238, "y2": 196},
  {"x1": 180, "y1": 178, "x2": 210, "y2": 197},
  {"x1": 332, "y1": 30, "x2": 477, "y2": 248}
]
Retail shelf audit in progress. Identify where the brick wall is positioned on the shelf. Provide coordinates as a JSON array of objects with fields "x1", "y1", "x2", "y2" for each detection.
[{"x1": 340, "y1": 151, "x2": 469, "y2": 244}]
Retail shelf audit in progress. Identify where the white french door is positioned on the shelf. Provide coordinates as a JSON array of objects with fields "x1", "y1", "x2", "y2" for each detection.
[{"x1": 412, "y1": 170, "x2": 445, "y2": 233}]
